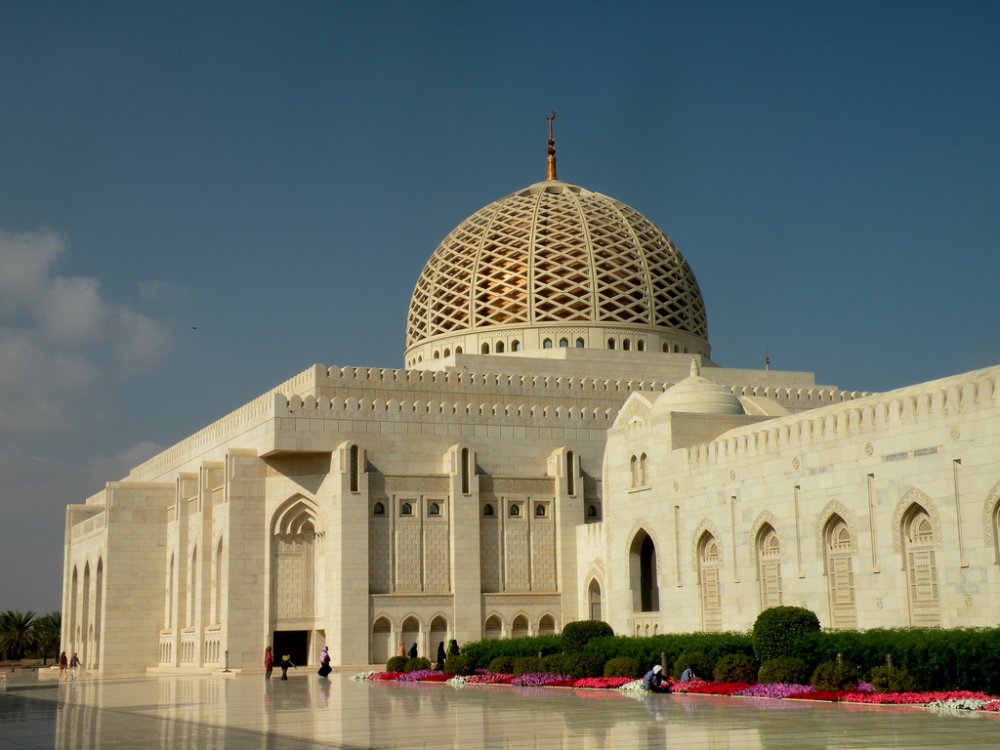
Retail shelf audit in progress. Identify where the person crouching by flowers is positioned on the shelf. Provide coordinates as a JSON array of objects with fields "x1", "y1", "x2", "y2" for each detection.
[{"x1": 643, "y1": 664, "x2": 670, "y2": 693}]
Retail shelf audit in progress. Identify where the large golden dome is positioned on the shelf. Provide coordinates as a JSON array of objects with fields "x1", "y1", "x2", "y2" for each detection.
[{"x1": 404, "y1": 178, "x2": 710, "y2": 367}]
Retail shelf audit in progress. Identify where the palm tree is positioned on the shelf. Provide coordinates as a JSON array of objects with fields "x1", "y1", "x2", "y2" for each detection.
[
  {"x1": 33, "y1": 612, "x2": 61, "y2": 665},
  {"x1": 0, "y1": 610, "x2": 37, "y2": 661}
]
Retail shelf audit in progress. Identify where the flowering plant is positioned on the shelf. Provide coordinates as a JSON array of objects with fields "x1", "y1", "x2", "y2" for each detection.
[
  {"x1": 352, "y1": 671, "x2": 377, "y2": 681},
  {"x1": 511, "y1": 673, "x2": 572, "y2": 687},
  {"x1": 618, "y1": 679, "x2": 645, "y2": 692},
  {"x1": 736, "y1": 683, "x2": 811, "y2": 699},
  {"x1": 785, "y1": 689, "x2": 847, "y2": 701},
  {"x1": 572, "y1": 677, "x2": 635, "y2": 689},
  {"x1": 673, "y1": 680, "x2": 751, "y2": 696},
  {"x1": 369, "y1": 671, "x2": 404, "y2": 681},
  {"x1": 462, "y1": 673, "x2": 515, "y2": 685}
]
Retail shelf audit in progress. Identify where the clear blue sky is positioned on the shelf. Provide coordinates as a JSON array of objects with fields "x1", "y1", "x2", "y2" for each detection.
[{"x1": 1, "y1": 1, "x2": 997, "y2": 612}]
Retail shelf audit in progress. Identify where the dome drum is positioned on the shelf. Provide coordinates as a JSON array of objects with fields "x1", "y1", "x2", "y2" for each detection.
[{"x1": 405, "y1": 324, "x2": 711, "y2": 368}]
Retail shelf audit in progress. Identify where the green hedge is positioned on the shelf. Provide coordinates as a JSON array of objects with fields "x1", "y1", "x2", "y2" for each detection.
[
  {"x1": 584, "y1": 633, "x2": 754, "y2": 674},
  {"x1": 796, "y1": 627, "x2": 1000, "y2": 693},
  {"x1": 459, "y1": 635, "x2": 564, "y2": 670}
]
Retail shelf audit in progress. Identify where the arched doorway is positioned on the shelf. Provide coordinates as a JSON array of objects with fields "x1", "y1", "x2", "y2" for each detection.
[
  {"x1": 271, "y1": 496, "x2": 324, "y2": 665},
  {"x1": 629, "y1": 530, "x2": 659, "y2": 612},
  {"x1": 371, "y1": 617, "x2": 392, "y2": 666},
  {"x1": 483, "y1": 615, "x2": 502, "y2": 640},
  {"x1": 401, "y1": 616, "x2": 420, "y2": 656}
]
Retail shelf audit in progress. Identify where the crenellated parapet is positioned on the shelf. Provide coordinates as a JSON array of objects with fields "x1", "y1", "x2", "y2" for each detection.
[{"x1": 687, "y1": 366, "x2": 1000, "y2": 466}]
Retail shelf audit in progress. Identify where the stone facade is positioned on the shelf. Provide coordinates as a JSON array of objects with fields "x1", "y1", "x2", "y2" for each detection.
[{"x1": 60, "y1": 167, "x2": 1000, "y2": 674}]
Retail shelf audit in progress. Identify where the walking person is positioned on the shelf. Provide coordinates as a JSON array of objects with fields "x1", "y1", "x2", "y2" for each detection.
[
  {"x1": 264, "y1": 646, "x2": 273, "y2": 679},
  {"x1": 69, "y1": 652, "x2": 80, "y2": 680},
  {"x1": 59, "y1": 651, "x2": 68, "y2": 679},
  {"x1": 280, "y1": 653, "x2": 295, "y2": 680},
  {"x1": 318, "y1": 646, "x2": 332, "y2": 678}
]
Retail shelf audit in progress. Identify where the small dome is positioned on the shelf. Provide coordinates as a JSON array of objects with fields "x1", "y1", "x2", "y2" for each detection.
[
  {"x1": 654, "y1": 360, "x2": 744, "y2": 416},
  {"x1": 404, "y1": 179, "x2": 709, "y2": 364}
]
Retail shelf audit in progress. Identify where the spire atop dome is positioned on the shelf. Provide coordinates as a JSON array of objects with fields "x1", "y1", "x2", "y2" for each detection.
[{"x1": 546, "y1": 111, "x2": 557, "y2": 181}]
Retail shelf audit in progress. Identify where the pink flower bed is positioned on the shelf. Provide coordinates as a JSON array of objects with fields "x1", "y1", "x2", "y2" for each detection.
[
  {"x1": 463, "y1": 673, "x2": 515, "y2": 685},
  {"x1": 511, "y1": 673, "x2": 572, "y2": 687},
  {"x1": 841, "y1": 690, "x2": 994, "y2": 705}
]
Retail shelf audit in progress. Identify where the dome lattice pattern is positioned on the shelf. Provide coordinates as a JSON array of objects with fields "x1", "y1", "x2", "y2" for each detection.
[{"x1": 406, "y1": 181, "x2": 708, "y2": 349}]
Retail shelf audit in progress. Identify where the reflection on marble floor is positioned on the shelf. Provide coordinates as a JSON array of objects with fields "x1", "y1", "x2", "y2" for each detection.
[{"x1": 1, "y1": 674, "x2": 998, "y2": 750}]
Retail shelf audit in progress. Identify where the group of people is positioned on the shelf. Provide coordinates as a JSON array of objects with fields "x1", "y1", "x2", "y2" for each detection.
[
  {"x1": 397, "y1": 638, "x2": 461, "y2": 671},
  {"x1": 259, "y1": 643, "x2": 335, "y2": 680},
  {"x1": 58, "y1": 651, "x2": 80, "y2": 679}
]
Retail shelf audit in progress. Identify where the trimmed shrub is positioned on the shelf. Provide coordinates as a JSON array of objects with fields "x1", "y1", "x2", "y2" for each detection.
[
  {"x1": 869, "y1": 665, "x2": 917, "y2": 693},
  {"x1": 672, "y1": 651, "x2": 714, "y2": 681},
  {"x1": 562, "y1": 652, "x2": 605, "y2": 678},
  {"x1": 540, "y1": 654, "x2": 568, "y2": 674},
  {"x1": 488, "y1": 656, "x2": 516, "y2": 674},
  {"x1": 713, "y1": 653, "x2": 757, "y2": 683},
  {"x1": 386, "y1": 655, "x2": 408, "y2": 672},
  {"x1": 758, "y1": 656, "x2": 809, "y2": 685},
  {"x1": 562, "y1": 620, "x2": 614, "y2": 653},
  {"x1": 513, "y1": 656, "x2": 541, "y2": 676},
  {"x1": 404, "y1": 656, "x2": 432, "y2": 673},
  {"x1": 459, "y1": 635, "x2": 563, "y2": 670},
  {"x1": 751, "y1": 607, "x2": 821, "y2": 663},
  {"x1": 811, "y1": 660, "x2": 859, "y2": 691},
  {"x1": 444, "y1": 654, "x2": 474, "y2": 676},
  {"x1": 603, "y1": 656, "x2": 641, "y2": 678}
]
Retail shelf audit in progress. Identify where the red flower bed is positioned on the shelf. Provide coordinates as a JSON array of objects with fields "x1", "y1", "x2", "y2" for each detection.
[
  {"x1": 841, "y1": 690, "x2": 994, "y2": 705},
  {"x1": 786, "y1": 690, "x2": 847, "y2": 701},
  {"x1": 370, "y1": 671, "x2": 404, "y2": 681},
  {"x1": 418, "y1": 673, "x2": 451, "y2": 682},
  {"x1": 673, "y1": 680, "x2": 752, "y2": 696}
]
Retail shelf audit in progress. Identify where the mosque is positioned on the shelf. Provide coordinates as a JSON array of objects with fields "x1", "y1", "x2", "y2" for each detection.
[{"x1": 61, "y1": 124, "x2": 1000, "y2": 673}]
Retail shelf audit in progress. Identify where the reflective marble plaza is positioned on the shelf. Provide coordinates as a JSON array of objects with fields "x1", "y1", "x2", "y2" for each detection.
[{"x1": 2, "y1": 674, "x2": 1000, "y2": 750}]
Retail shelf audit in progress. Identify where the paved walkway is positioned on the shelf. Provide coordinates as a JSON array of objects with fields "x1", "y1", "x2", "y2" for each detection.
[{"x1": 2, "y1": 672, "x2": 999, "y2": 749}]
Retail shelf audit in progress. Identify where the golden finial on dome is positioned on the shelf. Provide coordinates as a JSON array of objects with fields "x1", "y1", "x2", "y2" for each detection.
[{"x1": 546, "y1": 111, "x2": 557, "y2": 181}]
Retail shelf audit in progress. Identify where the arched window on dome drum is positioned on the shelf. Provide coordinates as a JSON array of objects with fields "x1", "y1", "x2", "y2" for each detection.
[
  {"x1": 607, "y1": 338, "x2": 615, "y2": 350},
  {"x1": 373, "y1": 502, "x2": 385, "y2": 516},
  {"x1": 509, "y1": 503, "x2": 521, "y2": 517},
  {"x1": 443, "y1": 348, "x2": 450, "y2": 357},
  {"x1": 559, "y1": 338, "x2": 568, "y2": 348},
  {"x1": 455, "y1": 346, "x2": 463, "y2": 354},
  {"x1": 637, "y1": 340, "x2": 645, "y2": 351},
  {"x1": 511, "y1": 340, "x2": 520, "y2": 352},
  {"x1": 535, "y1": 504, "x2": 546, "y2": 517},
  {"x1": 496, "y1": 342, "x2": 505, "y2": 353},
  {"x1": 400, "y1": 502, "x2": 413, "y2": 516},
  {"x1": 662, "y1": 343, "x2": 669, "y2": 353},
  {"x1": 543, "y1": 339, "x2": 553, "y2": 349},
  {"x1": 575, "y1": 337, "x2": 584, "y2": 348},
  {"x1": 428, "y1": 502, "x2": 440, "y2": 517},
  {"x1": 483, "y1": 503, "x2": 494, "y2": 517},
  {"x1": 481, "y1": 343, "x2": 490, "y2": 354},
  {"x1": 623, "y1": 339, "x2": 631, "y2": 351}
]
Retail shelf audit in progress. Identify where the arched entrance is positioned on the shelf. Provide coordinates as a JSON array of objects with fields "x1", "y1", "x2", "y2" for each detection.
[{"x1": 629, "y1": 530, "x2": 659, "y2": 612}]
